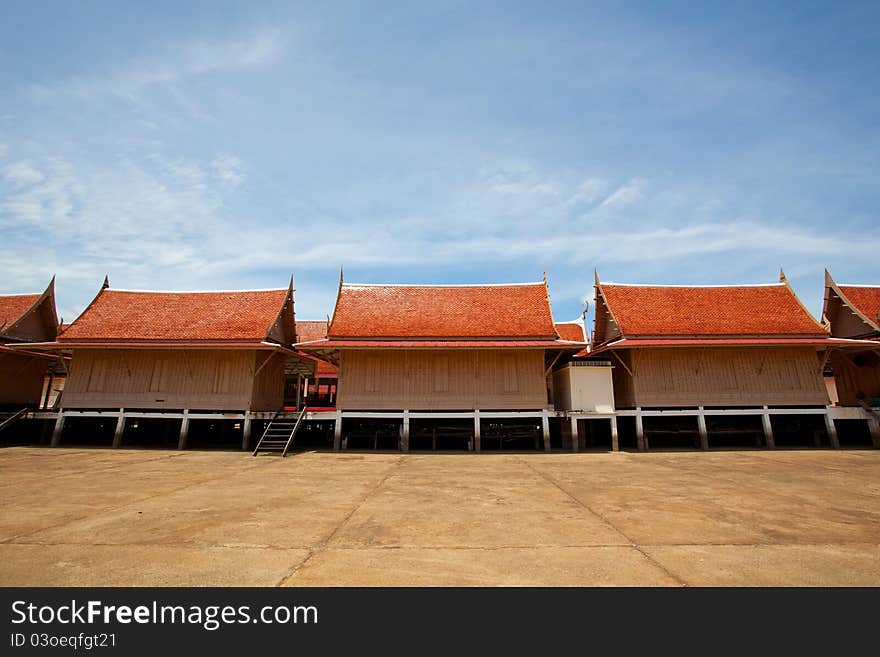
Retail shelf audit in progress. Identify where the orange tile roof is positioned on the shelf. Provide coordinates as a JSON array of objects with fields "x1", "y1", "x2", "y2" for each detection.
[
  {"x1": 555, "y1": 322, "x2": 585, "y2": 342},
  {"x1": 295, "y1": 321, "x2": 337, "y2": 376},
  {"x1": 599, "y1": 283, "x2": 826, "y2": 338},
  {"x1": 838, "y1": 285, "x2": 880, "y2": 328},
  {"x1": 0, "y1": 294, "x2": 40, "y2": 332},
  {"x1": 61, "y1": 289, "x2": 290, "y2": 343},
  {"x1": 296, "y1": 320, "x2": 330, "y2": 343},
  {"x1": 329, "y1": 283, "x2": 556, "y2": 339}
]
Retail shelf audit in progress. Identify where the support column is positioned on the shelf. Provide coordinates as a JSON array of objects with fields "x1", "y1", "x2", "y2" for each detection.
[
  {"x1": 762, "y1": 408, "x2": 775, "y2": 449},
  {"x1": 51, "y1": 412, "x2": 65, "y2": 447},
  {"x1": 697, "y1": 407, "x2": 709, "y2": 451},
  {"x1": 610, "y1": 416, "x2": 619, "y2": 452},
  {"x1": 333, "y1": 410, "x2": 342, "y2": 451},
  {"x1": 824, "y1": 412, "x2": 840, "y2": 449},
  {"x1": 401, "y1": 410, "x2": 410, "y2": 452},
  {"x1": 241, "y1": 413, "x2": 252, "y2": 451},
  {"x1": 541, "y1": 412, "x2": 551, "y2": 453},
  {"x1": 177, "y1": 410, "x2": 189, "y2": 450},
  {"x1": 570, "y1": 416, "x2": 579, "y2": 452},
  {"x1": 473, "y1": 410, "x2": 481, "y2": 452},
  {"x1": 112, "y1": 409, "x2": 125, "y2": 448},
  {"x1": 867, "y1": 416, "x2": 880, "y2": 449},
  {"x1": 635, "y1": 409, "x2": 646, "y2": 452}
]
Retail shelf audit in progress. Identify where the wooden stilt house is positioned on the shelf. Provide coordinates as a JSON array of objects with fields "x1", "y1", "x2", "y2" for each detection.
[
  {"x1": 589, "y1": 270, "x2": 861, "y2": 450},
  {"x1": 822, "y1": 270, "x2": 880, "y2": 445},
  {"x1": 20, "y1": 277, "x2": 303, "y2": 449},
  {"x1": 296, "y1": 275, "x2": 586, "y2": 451},
  {"x1": 0, "y1": 278, "x2": 59, "y2": 412}
]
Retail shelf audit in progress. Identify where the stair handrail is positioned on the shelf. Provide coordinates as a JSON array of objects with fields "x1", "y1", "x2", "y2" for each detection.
[
  {"x1": 0, "y1": 407, "x2": 29, "y2": 433},
  {"x1": 282, "y1": 406, "x2": 308, "y2": 458},
  {"x1": 252, "y1": 407, "x2": 283, "y2": 456}
]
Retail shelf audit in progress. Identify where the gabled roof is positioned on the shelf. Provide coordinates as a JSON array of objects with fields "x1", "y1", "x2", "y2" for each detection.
[
  {"x1": 296, "y1": 320, "x2": 330, "y2": 344},
  {"x1": 0, "y1": 294, "x2": 41, "y2": 331},
  {"x1": 837, "y1": 286, "x2": 880, "y2": 331},
  {"x1": 55, "y1": 280, "x2": 295, "y2": 347},
  {"x1": 594, "y1": 276, "x2": 826, "y2": 342},
  {"x1": 0, "y1": 278, "x2": 59, "y2": 343},
  {"x1": 822, "y1": 270, "x2": 880, "y2": 339},
  {"x1": 555, "y1": 322, "x2": 585, "y2": 342},
  {"x1": 328, "y1": 281, "x2": 558, "y2": 339}
]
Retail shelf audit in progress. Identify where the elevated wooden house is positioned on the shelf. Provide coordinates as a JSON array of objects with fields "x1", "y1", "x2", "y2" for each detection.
[
  {"x1": 822, "y1": 270, "x2": 880, "y2": 445},
  {"x1": 297, "y1": 277, "x2": 586, "y2": 451},
  {"x1": 23, "y1": 278, "x2": 300, "y2": 448},
  {"x1": 0, "y1": 279, "x2": 59, "y2": 410},
  {"x1": 590, "y1": 271, "x2": 856, "y2": 450}
]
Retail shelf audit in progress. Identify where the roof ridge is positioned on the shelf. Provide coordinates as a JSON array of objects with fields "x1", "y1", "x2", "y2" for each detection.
[
  {"x1": 341, "y1": 281, "x2": 545, "y2": 288},
  {"x1": 601, "y1": 282, "x2": 784, "y2": 288},
  {"x1": 838, "y1": 283, "x2": 880, "y2": 288},
  {"x1": 106, "y1": 287, "x2": 288, "y2": 294}
]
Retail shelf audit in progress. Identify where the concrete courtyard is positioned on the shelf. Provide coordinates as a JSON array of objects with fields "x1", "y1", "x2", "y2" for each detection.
[{"x1": 1, "y1": 447, "x2": 878, "y2": 586}]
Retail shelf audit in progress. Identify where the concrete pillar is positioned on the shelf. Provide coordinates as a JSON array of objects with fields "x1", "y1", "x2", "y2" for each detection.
[
  {"x1": 570, "y1": 416, "x2": 579, "y2": 452},
  {"x1": 824, "y1": 412, "x2": 840, "y2": 449},
  {"x1": 177, "y1": 410, "x2": 189, "y2": 450},
  {"x1": 635, "y1": 410, "x2": 646, "y2": 452},
  {"x1": 112, "y1": 409, "x2": 125, "y2": 448},
  {"x1": 473, "y1": 411, "x2": 481, "y2": 452},
  {"x1": 610, "y1": 416, "x2": 619, "y2": 452},
  {"x1": 867, "y1": 416, "x2": 880, "y2": 449},
  {"x1": 241, "y1": 413, "x2": 252, "y2": 451},
  {"x1": 401, "y1": 410, "x2": 410, "y2": 452},
  {"x1": 697, "y1": 408, "x2": 709, "y2": 451},
  {"x1": 50, "y1": 412, "x2": 65, "y2": 447},
  {"x1": 333, "y1": 411, "x2": 342, "y2": 451},
  {"x1": 762, "y1": 409, "x2": 775, "y2": 449},
  {"x1": 541, "y1": 412, "x2": 551, "y2": 452}
]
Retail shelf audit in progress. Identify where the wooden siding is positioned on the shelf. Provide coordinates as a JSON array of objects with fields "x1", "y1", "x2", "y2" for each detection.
[
  {"x1": 611, "y1": 347, "x2": 828, "y2": 408},
  {"x1": 336, "y1": 349, "x2": 547, "y2": 410},
  {"x1": 0, "y1": 352, "x2": 47, "y2": 406},
  {"x1": 830, "y1": 351, "x2": 880, "y2": 406},
  {"x1": 62, "y1": 349, "x2": 284, "y2": 410}
]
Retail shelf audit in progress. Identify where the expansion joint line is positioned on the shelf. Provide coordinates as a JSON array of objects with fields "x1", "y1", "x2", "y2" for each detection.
[
  {"x1": 514, "y1": 455, "x2": 690, "y2": 587},
  {"x1": 275, "y1": 455, "x2": 407, "y2": 586}
]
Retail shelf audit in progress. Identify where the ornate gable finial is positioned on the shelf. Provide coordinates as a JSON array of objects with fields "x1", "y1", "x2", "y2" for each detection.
[
  {"x1": 102, "y1": 275, "x2": 110, "y2": 290},
  {"x1": 779, "y1": 268, "x2": 787, "y2": 284}
]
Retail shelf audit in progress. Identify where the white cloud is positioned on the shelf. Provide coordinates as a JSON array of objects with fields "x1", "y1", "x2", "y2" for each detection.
[
  {"x1": 2, "y1": 160, "x2": 45, "y2": 187},
  {"x1": 598, "y1": 180, "x2": 642, "y2": 208},
  {"x1": 211, "y1": 154, "x2": 245, "y2": 187},
  {"x1": 26, "y1": 29, "x2": 283, "y2": 103}
]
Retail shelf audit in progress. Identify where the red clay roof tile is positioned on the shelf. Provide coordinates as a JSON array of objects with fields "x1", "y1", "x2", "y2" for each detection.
[
  {"x1": 838, "y1": 285, "x2": 880, "y2": 327},
  {"x1": 0, "y1": 294, "x2": 40, "y2": 332},
  {"x1": 61, "y1": 289, "x2": 290, "y2": 342},
  {"x1": 296, "y1": 320, "x2": 330, "y2": 343},
  {"x1": 599, "y1": 283, "x2": 826, "y2": 337},
  {"x1": 555, "y1": 322, "x2": 585, "y2": 342},
  {"x1": 329, "y1": 283, "x2": 557, "y2": 339}
]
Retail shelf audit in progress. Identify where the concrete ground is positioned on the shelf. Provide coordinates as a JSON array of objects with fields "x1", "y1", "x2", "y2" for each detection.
[{"x1": 0, "y1": 447, "x2": 878, "y2": 586}]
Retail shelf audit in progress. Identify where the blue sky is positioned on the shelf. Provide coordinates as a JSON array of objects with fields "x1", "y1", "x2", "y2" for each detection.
[{"x1": 1, "y1": 1, "x2": 878, "y2": 326}]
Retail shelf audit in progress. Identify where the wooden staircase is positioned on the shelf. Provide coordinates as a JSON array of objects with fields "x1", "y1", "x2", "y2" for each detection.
[
  {"x1": 0, "y1": 407, "x2": 29, "y2": 435},
  {"x1": 252, "y1": 407, "x2": 307, "y2": 457}
]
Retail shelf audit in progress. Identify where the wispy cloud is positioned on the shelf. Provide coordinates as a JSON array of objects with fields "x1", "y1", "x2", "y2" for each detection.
[{"x1": 26, "y1": 29, "x2": 283, "y2": 103}]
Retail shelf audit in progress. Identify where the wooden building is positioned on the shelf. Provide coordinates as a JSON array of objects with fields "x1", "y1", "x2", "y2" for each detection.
[
  {"x1": 589, "y1": 271, "x2": 862, "y2": 450},
  {"x1": 297, "y1": 277, "x2": 586, "y2": 451},
  {"x1": 22, "y1": 278, "x2": 301, "y2": 449},
  {"x1": 822, "y1": 270, "x2": 880, "y2": 445},
  {"x1": 0, "y1": 279, "x2": 59, "y2": 411}
]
